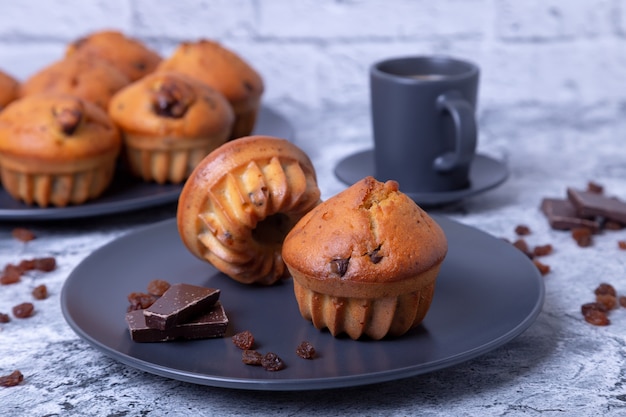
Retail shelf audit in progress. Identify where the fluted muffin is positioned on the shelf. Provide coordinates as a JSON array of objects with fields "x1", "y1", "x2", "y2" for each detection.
[
  {"x1": 157, "y1": 39, "x2": 264, "y2": 139},
  {"x1": 108, "y1": 71, "x2": 235, "y2": 184},
  {"x1": 66, "y1": 30, "x2": 162, "y2": 81},
  {"x1": 0, "y1": 69, "x2": 19, "y2": 111},
  {"x1": 282, "y1": 176, "x2": 448, "y2": 340},
  {"x1": 177, "y1": 135, "x2": 321, "y2": 286},
  {"x1": 20, "y1": 53, "x2": 131, "y2": 109},
  {"x1": 0, "y1": 94, "x2": 121, "y2": 207}
]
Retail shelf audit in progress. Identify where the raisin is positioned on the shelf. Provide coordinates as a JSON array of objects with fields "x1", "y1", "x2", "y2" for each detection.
[
  {"x1": 12, "y1": 302, "x2": 34, "y2": 318},
  {"x1": 18, "y1": 259, "x2": 36, "y2": 272},
  {"x1": 572, "y1": 228, "x2": 593, "y2": 247},
  {"x1": 594, "y1": 283, "x2": 617, "y2": 297},
  {"x1": 12, "y1": 228, "x2": 35, "y2": 242},
  {"x1": 32, "y1": 284, "x2": 48, "y2": 300},
  {"x1": 330, "y1": 258, "x2": 349, "y2": 276},
  {"x1": 232, "y1": 330, "x2": 255, "y2": 350},
  {"x1": 296, "y1": 341, "x2": 316, "y2": 359},
  {"x1": 127, "y1": 292, "x2": 156, "y2": 311},
  {"x1": 581, "y1": 302, "x2": 608, "y2": 315},
  {"x1": 515, "y1": 225, "x2": 531, "y2": 236},
  {"x1": 34, "y1": 257, "x2": 56, "y2": 272},
  {"x1": 620, "y1": 296, "x2": 626, "y2": 308},
  {"x1": 512, "y1": 239, "x2": 532, "y2": 258},
  {"x1": 0, "y1": 265, "x2": 21, "y2": 285},
  {"x1": 146, "y1": 279, "x2": 170, "y2": 297},
  {"x1": 261, "y1": 352, "x2": 285, "y2": 371},
  {"x1": 587, "y1": 181, "x2": 604, "y2": 194},
  {"x1": 596, "y1": 294, "x2": 617, "y2": 310},
  {"x1": 583, "y1": 309, "x2": 610, "y2": 326},
  {"x1": 533, "y1": 244, "x2": 553, "y2": 257},
  {"x1": 532, "y1": 259, "x2": 550, "y2": 276},
  {"x1": 0, "y1": 370, "x2": 23, "y2": 387},
  {"x1": 618, "y1": 241, "x2": 626, "y2": 250},
  {"x1": 605, "y1": 221, "x2": 624, "y2": 231},
  {"x1": 241, "y1": 350, "x2": 263, "y2": 366},
  {"x1": 0, "y1": 313, "x2": 10, "y2": 323}
]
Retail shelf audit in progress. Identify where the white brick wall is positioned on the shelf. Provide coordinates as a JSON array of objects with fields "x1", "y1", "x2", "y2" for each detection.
[{"x1": 0, "y1": 0, "x2": 624, "y2": 170}]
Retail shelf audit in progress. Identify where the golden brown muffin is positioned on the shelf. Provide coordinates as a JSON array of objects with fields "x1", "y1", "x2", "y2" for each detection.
[
  {"x1": 0, "y1": 94, "x2": 121, "y2": 207},
  {"x1": 108, "y1": 71, "x2": 235, "y2": 184},
  {"x1": 282, "y1": 176, "x2": 448, "y2": 340},
  {"x1": 177, "y1": 135, "x2": 321, "y2": 286},
  {"x1": 0, "y1": 69, "x2": 19, "y2": 111},
  {"x1": 157, "y1": 39, "x2": 264, "y2": 139},
  {"x1": 66, "y1": 30, "x2": 162, "y2": 81},
  {"x1": 20, "y1": 54, "x2": 131, "y2": 109}
]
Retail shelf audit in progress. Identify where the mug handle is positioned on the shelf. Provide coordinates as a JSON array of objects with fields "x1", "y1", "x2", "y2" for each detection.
[{"x1": 433, "y1": 91, "x2": 477, "y2": 172}]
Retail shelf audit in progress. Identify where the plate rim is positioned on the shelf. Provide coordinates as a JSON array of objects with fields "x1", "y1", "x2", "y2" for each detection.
[{"x1": 60, "y1": 215, "x2": 545, "y2": 391}]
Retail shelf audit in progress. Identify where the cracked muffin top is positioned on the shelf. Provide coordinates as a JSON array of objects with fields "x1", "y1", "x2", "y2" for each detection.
[{"x1": 282, "y1": 176, "x2": 448, "y2": 288}]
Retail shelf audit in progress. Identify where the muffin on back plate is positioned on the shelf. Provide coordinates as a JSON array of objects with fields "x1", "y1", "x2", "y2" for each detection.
[
  {"x1": 0, "y1": 94, "x2": 121, "y2": 207},
  {"x1": 20, "y1": 53, "x2": 131, "y2": 109},
  {"x1": 0, "y1": 69, "x2": 19, "y2": 111},
  {"x1": 282, "y1": 176, "x2": 448, "y2": 340},
  {"x1": 157, "y1": 39, "x2": 264, "y2": 139},
  {"x1": 108, "y1": 71, "x2": 234, "y2": 184},
  {"x1": 66, "y1": 29, "x2": 162, "y2": 82},
  {"x1": 177, "y1": 135, "x2": 321, "y2": 286}
]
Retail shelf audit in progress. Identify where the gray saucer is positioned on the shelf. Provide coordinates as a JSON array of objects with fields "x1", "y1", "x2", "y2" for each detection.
[{"x1": 334, "y1": 149, "x2": 508, "y2": 206}]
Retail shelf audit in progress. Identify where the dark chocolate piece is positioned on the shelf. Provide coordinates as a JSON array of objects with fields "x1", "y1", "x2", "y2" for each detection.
[
  {"x1": 567, "y1": 188, "x2": 626, "y2": 224},
  {"x1": 540, "y1": 197, "x2": 600, "y2": 232},
  {"x1": 126, "y1": 302, "x2": 228, "y2": 343},
  {"x1": 143, "y1": 283, "x2": 220, "y2": 330}
]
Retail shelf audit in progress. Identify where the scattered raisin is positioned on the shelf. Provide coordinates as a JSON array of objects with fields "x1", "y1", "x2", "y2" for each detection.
[
  {"x1": 0, "y1": 313, "x2": 10, "y2": 323},
  {"x1": 241, "y1": 350, "x2": 263, "y2": 366},
  {"x1": 0, "y1": 265, "x2": 21, "y2": 285},
  {"x1": 619, "y1": 241, "x2": 626, "y2": 250},
  {"x1": 515, "y1": 225, "x2": 531, "y2": 236},
  {"x1": 34, "y1": 257, "x2": 56, "y2": 272},
  {"x1": 587, "y1": 181, "x2": 604, "y2": 194},
  {"x1": 583, "y1": 309, "x2": 610, "y2": 326},
  {"x1": 512, "y1": 239, "x2": 532, "y2": 258},
  {"x1": 232, "y1": 330, "x2": 255, "y2": 350},
  {"x1": 572, "y1": 228, "x2": 593, "y2": 247},
  {"x1": 12, "y1": 228, "x2": 35, "y2": 242},
  {"x1": 12, "y1": 302, "x2": 34, "y2": 319},
  {"x1": 532, "y1": 259, "x2": 550, "y2": 276},
  {"x1": 533, "y1": 244, "x2": 553, "y2": 257},
  {"x1": 596, "y1": 294, "x2": 617, "y2": 310},
  {"x1": 581, "y1": 302, "x2": 608, "y2": 315},
  {"x1": 127, "y1": 292, "x2": 156, "y2": 311},
  {"x1": 146, "y1": 279, "x2": 171, "y2": 297},
  {"x1": 605, "y1": 221, "x2": 624, "y2": 231},
  {"x1": 594, "y1": 283, "x2": 616, "y2": 297},
  {"x1": 0, "y1": 370, "x2": 23, "y2": 387},
  {"x1": 619, "y1": 296, "x2": 626, "y2": 308},
  {"x1": 261, "y1": 352, "x2": 285, "y2": 371},
  {"x1": 296, "y1": 341, "x2": 316, "y2": 359},
  {"x1": 32, "y1": 284, "x2": 48, "y2": 300},
  {"x1": 18, "y1": 259, "x2": 36, "y2": 272}
]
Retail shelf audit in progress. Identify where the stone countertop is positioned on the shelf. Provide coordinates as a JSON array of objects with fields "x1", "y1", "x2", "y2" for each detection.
[{"x1": 2, "y1": 113, "x2": 626, "y2": 417}]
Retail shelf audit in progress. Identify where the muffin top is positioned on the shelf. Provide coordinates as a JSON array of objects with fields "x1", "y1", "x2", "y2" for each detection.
[
  {"x1": 108, "y1": 71, "x2": 234, "y2": 139},
  {"x1": 0, "y1": 69, "x2": 19, "y2": 110},
  {"x1": 66, "y1": 30, "x2": 162, "y2": 81},
  {"x1": 282, "y1": 176, "x2": 447, "y2": 292},
  {"x1": 20, "y1": 54, "x2": 131, "y2": 109},
  {"x1": 157, "y1": 39, "x2": 264, "y2": 111},
  {"x1": 0, "y1": 93, "x2": 121, "y2": 161}
]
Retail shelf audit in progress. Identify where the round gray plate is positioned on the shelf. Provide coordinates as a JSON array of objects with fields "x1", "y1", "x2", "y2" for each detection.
[
  {"x1": 61, "y1": 216, "x2": 544, "y2": 391},
  {"x1": 334, "y1": 149, "x2": 509, "y2": 206},
  {"x1": 0, "y1": 106, "x2": 293, "y2": 221}
]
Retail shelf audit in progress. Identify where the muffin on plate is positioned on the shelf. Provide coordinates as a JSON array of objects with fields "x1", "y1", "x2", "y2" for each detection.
[
  {"x1": 0, "y1": 69, "x2": 19, "y2": 111},
  {"x1": 282, "y1": 176, "x2": 448, "y2": 340},
  {"x1": 108, "y1": 71, "x2": 234, "y2": 184},
  {"x1": 0, "y1": 94, "x2": 121, "y2": 207},
  {"x1": 20, "y1": 53, "x2": 130, "y2": 109},
  {"x1": 157, "y1": 39, "x2": 264, "y2": 139},
  {"x1": 66, "y1": 29, "x2": 162, "y2": 82},
  {"x1": 177, "y1": 135, "x2": 321, "y2": 286}
]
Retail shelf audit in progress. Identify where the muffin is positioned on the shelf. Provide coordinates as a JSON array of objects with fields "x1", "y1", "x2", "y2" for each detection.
[
  {"x1": 177, "y1": 135, "x2": 321, "y2": 286},
  {"x1": 157, "y1": 39, "x2": 264, "y2": 139},
  {"x1": 0, "y1": 94, "x2": 122, "y2": 207},
  {"x1": 66, "y1": 30, "x2": 162, "y2": 81},
  {"x1": 282, "y1": 176, "x2": 448, "y2": 340},
  {"x1": 108, "y1": 71, "x2": 234, "y2": 184},
  {"x1": 0, "y1": 69, "x2": 19, "y2": 111},
  {"x1": 20, "y1": 53, "x2": 130, "y2": 109}
]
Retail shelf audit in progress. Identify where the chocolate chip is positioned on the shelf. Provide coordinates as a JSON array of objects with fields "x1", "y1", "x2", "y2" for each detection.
[
  {"x1": 368, "y1": 247, "x2": 383, "y2": 264},
  {"x1": 151, "y1": 83, "x2": 191, "y2": 118},
  {"x1": 330, "y1": 258, "x2": 349, "y2": 277},
  {"x1": 53, "y1": 107, "x2": 82, "y2": 135}
]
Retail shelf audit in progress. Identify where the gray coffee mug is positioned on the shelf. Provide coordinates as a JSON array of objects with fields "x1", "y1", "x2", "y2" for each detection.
[{"x1": 370, "y1": 56, "x2": 479, "y2": 193}]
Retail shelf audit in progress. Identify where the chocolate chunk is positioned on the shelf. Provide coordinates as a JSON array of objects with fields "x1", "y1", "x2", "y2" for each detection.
[
  {"x1": 330, "y1": 258, "x2": 349, "y2": 276},
  {"x1": 126, "y1": 302, "x2": 228, "y2": 343},
  {"x1": 567, "y1": 188, "x2": 626, "y2": 224},
  {"x1": 540, "y1": 198, "x2": 600, "y2": 232},
  {"x1": 143, "y1": 283, "x2": 220, "y2": 330}
]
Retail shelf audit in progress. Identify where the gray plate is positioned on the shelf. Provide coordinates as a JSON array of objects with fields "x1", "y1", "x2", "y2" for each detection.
[
  {"x1": 60, "y1": 216, "x2": 544, "y2": 391},
  {"x1": 0, "y1": 106, "x2": 293, "y2": 221},
  {"x1": 334, "y1": 149, "x2": 509, "y2": 206}
]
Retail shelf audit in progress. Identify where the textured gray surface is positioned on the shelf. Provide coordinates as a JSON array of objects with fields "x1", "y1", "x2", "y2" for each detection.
[{"x1": 2, "y1": 109, "x2": 626, "y2": 416}]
